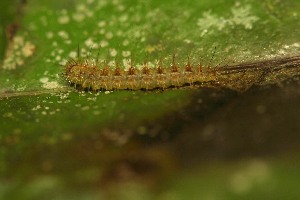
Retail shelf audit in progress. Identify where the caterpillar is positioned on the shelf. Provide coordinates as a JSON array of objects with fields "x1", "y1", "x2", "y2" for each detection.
[{"x1": 64, "y1": 53, "x2": 217, "y2": 91}]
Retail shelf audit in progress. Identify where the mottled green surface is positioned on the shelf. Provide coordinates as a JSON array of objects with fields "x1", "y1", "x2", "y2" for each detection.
[
  {"x1": 1, "y1": 0, "x2": 300, "y2": 199},
  {"x1": 0, "y1": 90, "x2": 191, "y2": 135},
  {"x1": 1, "y1": 0, "x2": 300, "y2": 89}
]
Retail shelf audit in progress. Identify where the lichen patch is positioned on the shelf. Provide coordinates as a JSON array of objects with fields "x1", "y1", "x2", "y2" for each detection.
[
  {"x1": 197, "y1": 4, "x2": 259, "y2": 36},
  {"x1": 40, "y1": 77, "x2": 62, "y2": 89},
  {"x1": 2, "y1": 35, "x2": 36, "y2": 70}
]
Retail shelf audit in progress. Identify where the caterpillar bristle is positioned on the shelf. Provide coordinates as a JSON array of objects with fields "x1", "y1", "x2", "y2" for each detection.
[{"x1": 64, "y1": 51, "x2": 218, "y2": 91}]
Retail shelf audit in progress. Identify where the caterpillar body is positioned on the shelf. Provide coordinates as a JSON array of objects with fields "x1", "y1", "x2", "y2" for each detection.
[{"x1": 64, "y1": 55, "x2": 217, "y2": 91}]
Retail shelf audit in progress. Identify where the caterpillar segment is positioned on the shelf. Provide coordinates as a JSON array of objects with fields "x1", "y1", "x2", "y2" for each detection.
[{"x1": 64, "y1": 57, "x2": 217, "y2": 91}]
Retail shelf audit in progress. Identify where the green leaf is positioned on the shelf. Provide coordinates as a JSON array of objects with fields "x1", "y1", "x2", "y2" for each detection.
[{"x1": 1, "y1": 0, "x2": 300, "y2": 199}]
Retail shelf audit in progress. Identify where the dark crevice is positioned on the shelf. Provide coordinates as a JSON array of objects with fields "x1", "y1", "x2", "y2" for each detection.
[{"x1": 131, "y1": 74, "x2": 300, "y2": 166}]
